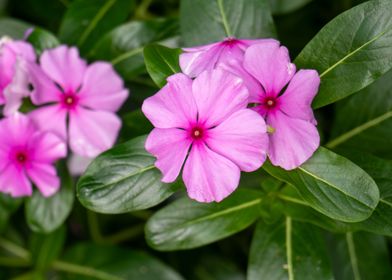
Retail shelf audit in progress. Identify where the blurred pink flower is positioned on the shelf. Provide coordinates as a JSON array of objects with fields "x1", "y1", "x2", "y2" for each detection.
[
  {"x1": 242, "y1": 41, "x2": 320, "y2": 170},
  {"x1": 28, "y1": 46, "x2": 129, "y2": 158},
  {"x1": 0, "y1": 113, "x2": 66, "y2": 197},
  {"x1": 142, "y1": 70, "x2": 268, "y2": 203},
  {"x1": 0, "y1": 38, "x2": 36, "y2": 115},
  {"x1": 179, "y1": 37, "x2": 275, "y2": 78}
]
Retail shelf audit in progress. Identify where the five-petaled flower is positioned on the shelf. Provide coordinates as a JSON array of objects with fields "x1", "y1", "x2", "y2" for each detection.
[
  {"x1": 0, "y1": 37, "x2": 36, "y2": 116},
  {"x1": 142, "y1": 70, "x2": 269, "y2": 203},
  {"x1": 27, "y1": 46, "x2": 129, "y2": 158},
  {"x1": 237, "y1": 41, "x2": 320, "y2": 170},
  {"x1": 0, "y1": 113, "x2": 66, "y2": 197}
]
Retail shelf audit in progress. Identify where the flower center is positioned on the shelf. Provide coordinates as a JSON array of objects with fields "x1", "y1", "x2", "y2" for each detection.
[
  {"x1": 61, "y1": 92, "x2": 79, "y2": 109},
  {"x1": 264, "y1": 97, "x2": 277, "y2": 109},
  {"x1": 191, "y1": 126, "x2": 204, "y2": 140},
  {"x1": 15, "y1": 151, "x2": 28, "y2": 164}
]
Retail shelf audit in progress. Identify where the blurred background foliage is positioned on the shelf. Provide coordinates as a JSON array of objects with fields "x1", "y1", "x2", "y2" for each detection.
[{"x1": 0, "y1": 0, "x2": 390, "y2": 279}]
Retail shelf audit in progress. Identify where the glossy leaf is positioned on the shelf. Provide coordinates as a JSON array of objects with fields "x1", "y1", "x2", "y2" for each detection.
[
  {"x1": 263, "y1": 147, "x2": 379, "y2": 222},
  {"x1": 77, "y1": 135, "x2": 178, "y2": 214},
  {"x1": 295, "y1": 0, "x2": 392, "y2": 108},
  {"x1": 59, "y1": 243, "x2": 184, "y2": 280},
  {"x1": 30, "y1": 226, "x2": 66, "y2": 270},
  {"x1": 0, "y1": 18, "x2": 32, "y2": 38},
  {"x1": 25, "y1": 166, "x2": 74, "y2": 233},
  {"x1": 26, "y1": 27, "x2": 60, "y2": 54},
  {"x1": 120, "y1": 109, "x2": 153, "y2": 140},
  {"x1": 58, "y1": 0, "x2": 135, "y2": 54},
  {"x1": 248, "y1": 219, "x2": 333, "y2": 280},
  {"x1": 180, "y1": 0, "x2": 276, "y2": 46},
  {"x1": 90, "y1": 18, "x2": 178, "y2": 80},
  {"x1": 144, "y1": 44, "x2": 181, "y2": 87},
  {"x1": 327, "y1": 232, "x2": 392, "y2": 280},
  {"x1": 145, "y1": 189, "x2": 262, "y2": 251},
  {"x1": 328, "y1": 70, "x2": 392, "y2": 158}
]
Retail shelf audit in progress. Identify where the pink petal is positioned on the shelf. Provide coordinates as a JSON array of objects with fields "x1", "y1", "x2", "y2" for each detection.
[
  {"x1": 68, "y1": 154, "x2": 92, "y2": 176},
  {"x1": 69, "y1": 107, "x2": 121, "y2": 157},
  {"x1": 142, "y1": 73, "x2": 197, "y2": 129},
  {"x1": 5, "y1": 41, "x2": 36, "y2": 61},
  {"x1": 145, "y1": 128, "x2": 191, "y2": 183},
  {"x1": 28, "y1": 62, "x2": 61, "y2": 105},
  {"x1": 267, "y1": 111, "x2": 320, "y2": 170},
  {"x1": 26, "y1": 163, "x2": 60, "y2": 197},
  {"x1": 40, "y1": 46, "x2": 87, "y2": 92},
  {"x1": 3, "y1": 59, "x2": 31, "y2": 116},
  {"x1": 244, "y1": 42, "x2": 296, "y2": 96},
  {"x1": 180, "y1": 42, "x2": 222, "y2": 77},
  {"x1": 78, "y1": 62, "x2": 129, "y2": 111},
  {"x1": 0, "y1": 113, "x2": 36, "y2": 147},
  {"x1": 206, "y1": 109, "x2": 268, "y2": 172},
  {"x1": 279, "y1": 70, "x2": 320, "y2": 124},
  {"x1": 217, "y1": 59, "x2": 264, "y2": 103},
  {"x1": 29, "y1": 105, "x2": 67, "y2": 140},
  {"x1": 30, "y1": 132, "x2": 67, "y2": 163},
  {"x1": 192, "y1": 69, "x2": 249, "y2": 128},
  {"x1": 182, "y1": 143, "x2": 240, "y2": 203},
  {"x1": 0, "y1": 164, "x2": 32, "y2": 197}
]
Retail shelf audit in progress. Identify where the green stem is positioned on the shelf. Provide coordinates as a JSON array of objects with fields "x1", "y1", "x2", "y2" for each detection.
[
  {"x1": 52, "y1": 260, "x2": 122, "y2": 280},
  {"x1": 346, "y1": 232, "x2": 361, "y2": 280},
  {"x1": 87, "y1": 211, "x2": 104, "y2": 243},
  {"x1": 0, "y1": 237, "x2": 30, "y2": 260},
  {"x1": 286, "y1": 217, "x2": 294, "y2": 280},
  {"x1": 0, "y1": 256, "x2": 30, "y2": 267},
  {"x1": 134, "y1": 0, "x2": 153, "y2": 20},
  {"x1": 104, "y1": 224, "x2": 145, "y2": 244}
]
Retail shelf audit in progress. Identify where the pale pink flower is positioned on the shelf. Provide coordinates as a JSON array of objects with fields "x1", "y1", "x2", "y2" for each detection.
[
  {"x1": 0, "y1": 38, "x2": 36, "y2": 115},
  {"x1": 142, "y1": 70, "x2": 269, "y2": 203},
  {"x1": 180, "y1": 37, "x2": 276, "y2": 78},
  {"x1": 240, "y1": 41, "x2": 320, "y2": 170},
  {"x1": 0, "y1": 113, "x2": 66, "y2": 197},
  {"x1": 28, "y1": 46, "x2": 129, "y2": 158}
]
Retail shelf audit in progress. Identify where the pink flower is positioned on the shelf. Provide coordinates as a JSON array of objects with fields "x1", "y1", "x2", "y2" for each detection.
[
  {"x1": 0, "y1": 38, "x2": 36, "y2": 115},
  {"x1": 180, "y1": 37, "x2": 275, "y2": 78},
  {"x1": 240, "y1": 41, "x2": 320, "y2": 170},
  {"x1": 142, "y1": 70, "x2": 269, "y2": 203},
  {"x1": 28, "y1": 46, "x2": 129, "y2": 158},
  {"x1": 0, "y1": 113, "x2": 66, "y2": 197}
]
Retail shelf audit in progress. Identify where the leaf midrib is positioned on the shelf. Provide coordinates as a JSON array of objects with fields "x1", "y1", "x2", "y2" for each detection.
[
  {"x1": 216, "y1": 0, "x2": 232, "y2": 37},
  {"x1": 77, "y1": 0, "x2": 116, "y2": 46},
  {"x1": 346, "y1": 232, "x2": 362, "y2": 280},
  {"x1": 298, "y1": 166, "x2": 373, "y2": 209},
  {"x1": 319, "y1": 26, "x2": 392, "y2": 78},
  {"x1": 326, "y1": 110, "x2": 392, "y2": 148}
]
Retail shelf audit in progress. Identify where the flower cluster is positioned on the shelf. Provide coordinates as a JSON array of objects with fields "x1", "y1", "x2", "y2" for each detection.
[
  {"x1": 0, "y1": 38, "x2": 128, "y2": 197},
  {"x1": 143, "y1": 38, "x2": 320, "y2": 203}
]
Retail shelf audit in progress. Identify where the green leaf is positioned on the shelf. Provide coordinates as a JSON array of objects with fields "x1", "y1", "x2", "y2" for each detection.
[
  {"x1": 144, "y1": 44, "x2": 181, "y2": 87},
  {"x1": 58, "y1": 0, "x2": 135, "y2": 54},
  {"x1": 25, "y1": 165, "x2": 74, "y2": 233},
  {"x1": 248, "y1": 218, "x2": 333, "y2": 280},
  {"x1": 295, "y1": 0, "x2": 392, "y2": 108},
  {"x1": 327, "y1": 232, "x2": 392, "y2": 280},
  {"x1": 269, "y1": 0, "x2": 313, "y2": 15},
  {"x1": 180, "y1": 0, "x2": 276, "y2": 46},
  {"x1": 327, "y1": 70, "x2": 392, "y2": 158},
  {"x1": 30, "y1": 225, "x2": 66, "y2": 270},
  {"x1": 26, "y1": 27, "x2": 60, "y2": 54},
  {"x1": 0, "y1": 194, "x2": 23, "y2": 233},
  {"x1": 0, "y1": 18, "x2": 32, "y2": 39},
  {"x1": 145, "y1": 189, "x2": 262, "y2": 251},
  {"x1": 77, "y1": 135, "x2": 178, "y2": 214},
  {"x1": 90, "y1": 18, "x2": 178, "y2": 80},
  {"x1": 59, "y1": 243, "x2": 184, "y2": 280},
  {"x1": 263, "y1": 147, "x2": 379, "y2": 222}
]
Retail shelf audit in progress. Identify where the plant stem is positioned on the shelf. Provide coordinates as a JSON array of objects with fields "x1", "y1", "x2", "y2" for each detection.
[
  {"x1": 0, "y1": 236, "x2": 30, "y2": 260},
  {"x1": 52, "y1": 260, "x2": 122, "y2": 280},
  {"x1": 104, "y1": 224, "x2": 145, "y2": 244},
  {"x1": 87, "y1": 211, "x2": 105, "y2": 243},
  {"x1": 0, "y1": 256, "x2": 30, "y2": 267}
]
